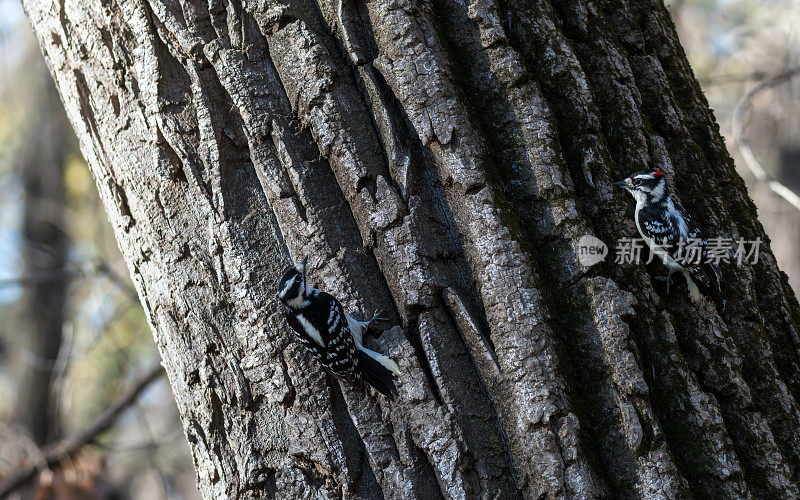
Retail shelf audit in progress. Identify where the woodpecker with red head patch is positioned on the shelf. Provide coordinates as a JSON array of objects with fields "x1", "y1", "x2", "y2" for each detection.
[
  {"x1": 277, "y1": 257, "x2": 400, "y2": 398},
  {"x1": 614, "y1": 169, "x2": 721, "y2": 304}
]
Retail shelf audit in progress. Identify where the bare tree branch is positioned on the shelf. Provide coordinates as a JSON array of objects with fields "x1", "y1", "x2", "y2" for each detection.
[
  {"x1": 0, "y1": 363, "x2": 164, "y2": 498},
  {"x1": 0, "y1": 271, "x2": 72, "y2": 288},
  {"x1": 91, "y1": 260, "x2": 139, "y2": 300},
  {"x1": 699, "y1": 69, "x2": 773, "y2": 86},
  {"x1": 0, "y1": 258, "x2": 137, "y2": 299},
  {"x1": 732, "y1": 67, "x2": 800, "y2": 212}
]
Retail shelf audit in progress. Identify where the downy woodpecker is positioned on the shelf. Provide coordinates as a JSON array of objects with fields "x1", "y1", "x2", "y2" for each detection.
[
  {"x1": 614, "y1": 169, "x2": 721, "y2": 304},
  {"x1": 277, "y1": 257, "x2": 400, "y2": 398}
]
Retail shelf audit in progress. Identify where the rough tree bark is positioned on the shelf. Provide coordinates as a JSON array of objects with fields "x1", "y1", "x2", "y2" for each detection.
[{"x1": 21, "y1": 0, "x2": 800, "y2": 498}]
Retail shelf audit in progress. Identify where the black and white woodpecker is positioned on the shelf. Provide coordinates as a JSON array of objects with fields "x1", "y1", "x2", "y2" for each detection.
[
  {"x1": 614, "y1": 169, "x2": 721, "y2": 304},
  {"x1": 277, "y1": 257, "x2": 400, "y2": 398}
]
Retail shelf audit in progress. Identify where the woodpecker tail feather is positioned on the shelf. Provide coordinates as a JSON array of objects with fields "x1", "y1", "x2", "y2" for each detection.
[
  {"x1": 358, "y1": 347, "x2": 399, "y2": 399},
  {"x1": 702, "y1": 262, "x2": 722, "y2": 297},
  {"x1": 683, "y1": 272, "x2": 703, "y2": 304},
  {"x1": 703, "y1": 261, "x2": 724, "y2": 310},
  {"x1": 686, "y1": 262, "x2": 723, "y2": 307}
]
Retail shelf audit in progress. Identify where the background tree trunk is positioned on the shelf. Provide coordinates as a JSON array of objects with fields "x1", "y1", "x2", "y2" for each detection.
[
  {"x1": 12, "y1": 60, "x2": 69, "y2": 447},
  {"x1": 21, "y1": 0, "x2": 800, "y2": 497}
]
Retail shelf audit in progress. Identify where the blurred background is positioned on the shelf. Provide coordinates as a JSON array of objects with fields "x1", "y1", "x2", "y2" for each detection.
[
  {"x1": 0, "y1": 0, "x2": 797, "y2": 498},
  {"x1": 0, "y1": 1, "x2": 199, "y2": 498}
]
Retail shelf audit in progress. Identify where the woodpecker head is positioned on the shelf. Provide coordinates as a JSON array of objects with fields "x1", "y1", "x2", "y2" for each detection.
[
  {"x1": 277, "y1": 256, "x2": 309, "y2": 308},
  {"x1": 614, "y1": 169, "x2": 668, "y2": 204}
]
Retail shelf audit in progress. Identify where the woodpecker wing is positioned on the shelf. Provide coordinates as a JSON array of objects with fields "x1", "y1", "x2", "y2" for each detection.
[
  {"x1": 637, "y1": 205, "x2": 680, "y2": 256},
  {"x1": 640, "y1": 198, "x2": 721, "y2": 298},
  {"x1": 668, "y1": 198, "x2": 705, "y2": 244},
  {"x1": 321, "y1": 294, "x2": 359, "y2": 375},
  {"x1": 667, "y1": 199, "x2": 720, "y2": 293},
  {"x1": 284, "y1": 291, "x2": 359, "y2": 377}
]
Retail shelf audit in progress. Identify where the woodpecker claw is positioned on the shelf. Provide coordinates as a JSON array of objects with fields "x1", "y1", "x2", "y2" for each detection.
[
  {"x1": 654, "y1": 272, "x2": 674, "y2": 294},
  {"x1": 368, "y1": 309, "x2": 390, "y2": 326},
  {"x1": 363, "y1": 309, "x2": 391, "y2": 336}
]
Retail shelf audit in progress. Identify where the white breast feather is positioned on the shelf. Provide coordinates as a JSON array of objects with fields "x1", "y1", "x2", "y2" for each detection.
[
  {"x1": 297, "y1": 315, "x2": 324, "y2": 346},
  {"x1": 345, "y1": 313, "x2": 364, "y2": 347}
]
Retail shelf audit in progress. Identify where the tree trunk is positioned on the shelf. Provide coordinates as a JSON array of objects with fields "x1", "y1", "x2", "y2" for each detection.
[{"x1": 21, "y1": 0, "x2": 800, "y2": 497}]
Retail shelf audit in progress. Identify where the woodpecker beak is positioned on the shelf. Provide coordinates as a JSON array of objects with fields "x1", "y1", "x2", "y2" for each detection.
[
  {"x1": 613, "y1": 179, "x2": 632, "y2": 190},
  {"x1": 299, "y1": 256, "x2": 308, "y2": 277}
]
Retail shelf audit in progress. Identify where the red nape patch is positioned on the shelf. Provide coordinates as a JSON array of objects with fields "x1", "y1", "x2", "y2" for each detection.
[{"x1": 653, "y1": 170, "x2": 664, "y2": 176}]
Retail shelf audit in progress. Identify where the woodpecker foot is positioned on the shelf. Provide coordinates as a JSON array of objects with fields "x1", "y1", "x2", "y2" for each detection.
[
  {"x1": 654, "y1": 273, "x2": 674, "y2": 294},
  {"x1": 367, "y1": 309, "x2": 389, "y2": 327}
]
